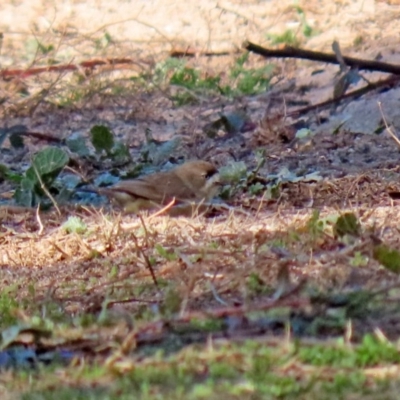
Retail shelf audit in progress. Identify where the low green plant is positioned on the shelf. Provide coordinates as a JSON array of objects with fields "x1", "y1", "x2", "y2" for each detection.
[
  {"x1": 267, "y1": 29, "x2": 300, "y2": 47},
  {"x1": 219, "y1": 151, "x2": 269, "y2": 199},
  {"x1": 246, "y1": 273, "x2": 270, "y2": 295},
  {"x1": 373, "y1": 243, "x2": 400, "y2": 274},
  {"x1": 13, "y1": 146, "x2": 69, "y2": 207},
  {"x1": 151, "y1": 54, "x2": 274, "y2": 106},
  {"x1": 37, "y1": 41, "x2": 55, "y2": 56},
  {"x1": 267, "y1": 5, "x2": 316, "y2": 47},
  {"x1": 222, "y1": 52, "x2": 274, "y2": 96},
  {"x1": 350, "y1": 251, "x2": 368, "y2": 267},
  {"x1": 298, "y1": 335, "x2": 400, "y2": 368},
  {"x1": 90, "y1": 125, "x2": 131, "y2": 164},
  {"x1": 294, "y1": 5, "x2": 315, "y2": 38},
  {"x1": 62, "y1": 216, "x2": 87, "y2": 235},
  {"x1": 333, "y1": 212, "x2": 361, "y2": 238},
  {"x1": 155, "y1": 244, "x2": 178, "y2": 262},
  {"x1": 0, "y1": 288, "x2": 19, "y2": 327},
  {"x1": 305, "y1": 210, "x2": 336, "y2": 242},
  {"x1": 7, "y1": 335, "x2": 400, "y2": 399}
]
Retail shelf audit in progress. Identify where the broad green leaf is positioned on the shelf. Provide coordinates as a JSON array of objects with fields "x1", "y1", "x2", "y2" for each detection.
[
  {"x1": 221, "y1": 111, "x2": 247, "y2": 134},
  {"x1": 26, "y1": 147, "x2": 69, "y2": 181},
  {"x1": 334, "y1": 213, "x2": 361, "y2": 238},
  {"x1": 66, "y1": 133, "x2": 90, "y2": 157},
  {"x1": 1, "y1": 325, "x2": 51, "y2": 350},
  {"x1": 141, "y1": 137, "x2": 181, "y2": 166},
  {"x1": 13, "y1": 178, "x2": 35, "y2": 207},
  {"x1": 90, "y1": 125, "x2": 114, "y2": 154},
  {"x1": 14, "y1": 147, "x2": 68, "y2": 207},
  {"x1": 219, "y1": 161, "x2": 248, "y2": 184},
  {"x1": 373, "y1": 244, "x2": 400, "y2": 273}
]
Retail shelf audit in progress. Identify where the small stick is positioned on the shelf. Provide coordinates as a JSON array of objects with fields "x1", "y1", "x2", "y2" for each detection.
[
  {"x1": 36, "y1": 204, "x2": 44, "y2": 235},
  {"x1": 378, "y1": 101, "x2": 400, "y2": 149},
  {"x1": 135, "y1": 218, "x2": 159, "y2": 288},
  {"x1": 289, "y1": 75, "x2": 400, "y2": 117},
  {"x1": 148, "y1": 198, "x2": 176, "y2": 219},
  {"x1": 32, "y1": 164, "x2": 61, "y2": 216}
]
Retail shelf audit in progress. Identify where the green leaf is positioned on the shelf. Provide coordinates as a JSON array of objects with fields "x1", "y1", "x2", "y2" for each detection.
[
  {"x1": 90, "y1": 125, "x2": 115, "y2": 154},
  {"x1": 66, "y1": 133, "x2": 90, "y2": 157},
  {"x1": 4, "y1": 170, "x2": 24, "y2": 184},
  {"x1": 28, "y1": 147, "x2": 69, "y2": 180},
  {"x1": 219, "y1": 161, "x2": 248, "y2": 184},
  {"x1": 333, "y1": 213, "x2": 361, "y2": 238},
  {"x1": 295, "y1": 128, "x2": 313, "y2": 139},
  {"x1": 249, "y1": 182, "x2": 265, "y2": 195},
  {"x1": 350, "y1": 251, "x2": 368, "y2": 267},
  {"x1": 221, "y1": 111, "x2": 248, "y2": 135},
  {"x1": 163, "y1": 287, "x2": 182, "y2": 314},
  {"x1": 373, "y1": 244, "x2": 400, "y2": 273},
  {"x1": 14, "y1": 147, "x2": 69, "y2": 207},
  {"x1": 14, "y1": 178, "x2": 35, "y2": 207},
  {"x1": 140, "y1": 137, "x2": 181, "y2": 166},
  {"x1": 0, "y1": 164, "x2": 23, "y2": 183},
  {"x1": 155, "y1": 244, "x2": 177, "y2": 261},
  {"x1": 1, "y1": 326, "x2": 24, "y2": 349},
  {"x1": 111, "y1": 141, "x2": 131, "y2": 163},
  {"x1": 1, "y1": 325, "x2": 51, "y2": 350},
  {"x1": 62, "y1": 216, "x2": 87, "y2": 234}
]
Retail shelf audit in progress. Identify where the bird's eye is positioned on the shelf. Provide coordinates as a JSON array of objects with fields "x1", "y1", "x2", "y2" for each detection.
[{"x1": 204, "y1": 169, "x2": 217, "y2": 179}]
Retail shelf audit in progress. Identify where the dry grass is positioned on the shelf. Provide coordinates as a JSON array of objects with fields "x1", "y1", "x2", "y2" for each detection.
[{"x1": 1, "y1": 172, "x2": 399, "y2": 323}]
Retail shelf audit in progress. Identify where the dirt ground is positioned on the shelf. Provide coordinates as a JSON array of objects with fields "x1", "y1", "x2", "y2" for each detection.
[
  {"x1": 2, "y1": 0, "x2": 400, "y2": 337},
  {"x1": 2, "y1": 0, "x2": 400, "y2": 155}
]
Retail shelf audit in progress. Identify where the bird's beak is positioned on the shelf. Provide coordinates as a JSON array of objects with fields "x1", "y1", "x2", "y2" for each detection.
[{"x1": 209, "y1": 173, "x2": 222, "y2": 186}]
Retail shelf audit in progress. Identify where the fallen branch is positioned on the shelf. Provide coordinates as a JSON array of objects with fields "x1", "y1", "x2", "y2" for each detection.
[
  {"x1": 289, "y1": 75, "x2": 400, "y2": 116},
  {"x1": 0, "y1": 58, "x2": 143, "y2": 79},
  {"x1": 18, "y1": 131, "x2": 63, "y2": 143},
  {"x1": 170, "y1": 47, "x2": 237, "y2": 58},
  {"x1": 243, "y1": 41, "x2": 400, "y2": 115},
  {"x1": 244, "y1": 41, "x2": 400, "y2": 75}
]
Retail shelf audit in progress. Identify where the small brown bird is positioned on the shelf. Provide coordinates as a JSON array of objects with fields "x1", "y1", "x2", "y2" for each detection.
[{"x1": 79, "y1": 160, "x2": 220, "y2": 214}]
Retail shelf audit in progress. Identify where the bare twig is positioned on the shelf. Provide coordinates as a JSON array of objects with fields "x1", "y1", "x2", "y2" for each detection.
[
  {"x1": 148, "y1": 198, "x2": 176, "y2": 219},
  {"x1": 36, "y1": 204, "x2": 44, "y2": 235},
  {"x1": 244, "y1": 41, "x2": 400, "y2": 75},
  {"x1": 32, "y1": 164, "x2": 61, "y2": 216},
  {"x1": 208, "y1": 281, "x2": 229, "y2": 306},
  {"x1": 289, "y1": 75, "x2": 400, "y2": 117},
  {"x1": 378, "y1": 101, "x2": 400, "y2": 149},
  {"x1": 170, "y1": 48, "x2": 236, "y2": 58},
  {"x1": 132, "y1": 219, "x2": 159, "y2": 288},
  {"x1": 0, "y1": 58, "x2": 140, "y2": 79}
]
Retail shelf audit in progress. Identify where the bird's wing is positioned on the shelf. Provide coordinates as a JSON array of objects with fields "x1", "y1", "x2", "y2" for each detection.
[
  {"x1": 112, "y1": 179, "x2": 169, "y2": 203},
  {"x1": 146, "y1": 173, "x2": 198, "y2": 202},
  {"x1": 82, "y1": 171, "x2": 199, "y2": 205}
]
